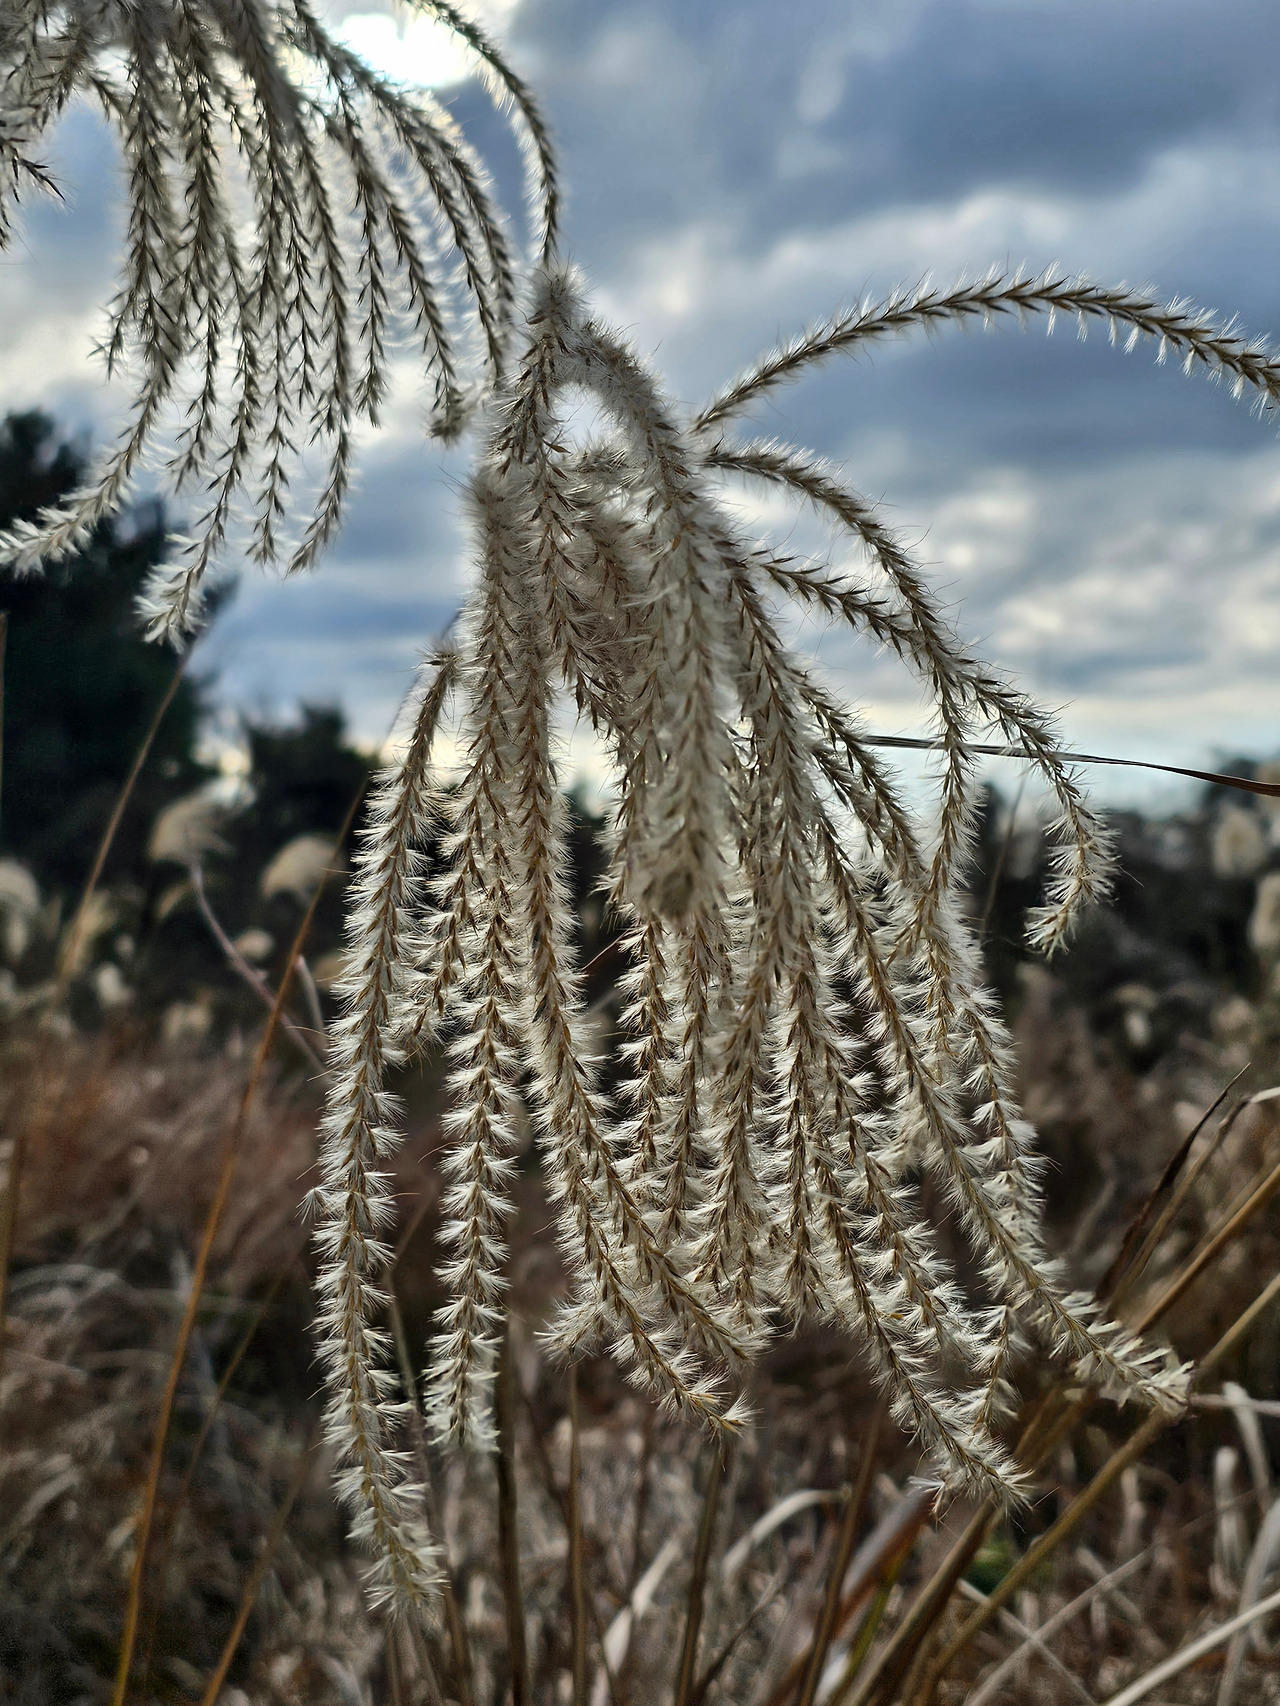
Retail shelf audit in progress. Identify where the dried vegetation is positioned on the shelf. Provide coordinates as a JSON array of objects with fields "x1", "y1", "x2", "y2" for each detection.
[
  {"x1": 5, "y1": 991, "x2": 1280, "y2": 1705},
  {"x1": 5, "y1": 3, "x2": 1280, "y2": 1703}
]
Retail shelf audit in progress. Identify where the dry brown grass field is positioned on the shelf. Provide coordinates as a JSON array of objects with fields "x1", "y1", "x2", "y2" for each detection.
[{"x1": 4, "y1": 783, "x2": 1280, "y2": 1706}]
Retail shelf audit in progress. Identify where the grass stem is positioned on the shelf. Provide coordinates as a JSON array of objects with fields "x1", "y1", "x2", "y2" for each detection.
[
  {"x1": 388, "y1": 1288, "x2": 473, "y2": 1706},
  {"x1": 795, "y1": 1403, "x2": 884, "y2": 1706},
  {"x1": 1101, "y1": 1071, "x2": 1246, "y2": 1306},
  {"x1": 195, "y1": 1423, "x2": 319, "y2": 1706},
  {"x1": 673, "y1": 1441, "x2": 729, "y2": 1706},
  {"x1": 1133, "y1": 1147, "x2": 1280, "y2": 1335},
  {"x1": 826, "y1": 1556, "x2": 906, "y2": 1706},
  {"x1": 110, "y1": 765, "x2": 368, "y2": 1706},
  {"x1": 921, "y1": 1263, "x2": 1280, "y2": 1700},
  {"x1": 496, "y1": 1327, "x2": 530, "y2": 1706},
  {"x1": 137, "y1": 1266, "x2": 294, "y2": 1696},
  {"x1": 569, "y1": 1365, "x2": 588, "y2": 1706}
]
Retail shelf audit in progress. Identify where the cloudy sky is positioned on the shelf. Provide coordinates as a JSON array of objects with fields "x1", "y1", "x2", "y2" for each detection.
[{"x1": 4, "y1": 0, "x2": 1280, "y2": 802}]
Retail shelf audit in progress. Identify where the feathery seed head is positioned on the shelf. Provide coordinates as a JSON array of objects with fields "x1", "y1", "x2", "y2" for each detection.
[
  {"x1": 27, "y1": 6, "x2": 1253, "y2": 1613},
  {"x1": 15, "y1": 13, "x2": 1242, "y2": 1620},
  {"x1": 306, "y1": 260, "x2": 1225, "y2": 1611},
  {"x1": 0, "y1": 0, "x2": 559, "y2": 636}
]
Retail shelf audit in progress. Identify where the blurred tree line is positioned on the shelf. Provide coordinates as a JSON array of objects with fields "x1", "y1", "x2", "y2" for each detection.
[
  {"x1": 0, "y1": 409, "x2": 1274, "y2": 1069},
  {"x1": 0, "y1": 411, "x2": 372, "y2": 1031}
]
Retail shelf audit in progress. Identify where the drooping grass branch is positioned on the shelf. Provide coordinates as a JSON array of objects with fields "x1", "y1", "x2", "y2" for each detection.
[
  {"x1": 694, "y1": 269, "x2": 1280, "y2": 432},
  {"x1": 0, "y1": 0, "x2": 557, "y2": 638},
  {"x1": 306, "y1": 260, "x2": 1280, "y2": 1611},
  {"x1": 10, "y1": 5, "x2": 1280, "y2": 1646},
  {"x1": 312, "y1": 646, "x2": 458, "y2": 1611}
]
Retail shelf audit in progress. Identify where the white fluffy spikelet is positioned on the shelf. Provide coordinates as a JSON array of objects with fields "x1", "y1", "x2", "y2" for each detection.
[
  {"x1": 560, "y1": 297, "x2": 740, "y2": 923},
  {"x1": 0, "y1": 0, "x2": 558, "y2": 607},
  {"x1": 313, "y1": 647, "x2": 457, "y2": 1612},
  {"x1": 421, "y1": 473, "x2": 530, "y2": 1447},
  {"x1": 694, "y1": 269, "x2": 1280, "y2": 435}
]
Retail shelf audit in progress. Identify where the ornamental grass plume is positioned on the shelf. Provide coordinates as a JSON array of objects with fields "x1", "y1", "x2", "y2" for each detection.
[
  {"x1": 0, "y1": 0, "x2": 556, "y2": 638},
  {"x1": 316, "y1": 255, "x2": 1280, "y2": 1611},
  {"x1": 12, "y1": 1, "x2": 1280, "y2": 1624}
]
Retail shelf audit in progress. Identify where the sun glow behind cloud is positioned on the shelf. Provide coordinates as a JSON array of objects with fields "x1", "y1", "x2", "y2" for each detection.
[{"x1": 331, "y1": 0, "x2": 519, "y2": 88}]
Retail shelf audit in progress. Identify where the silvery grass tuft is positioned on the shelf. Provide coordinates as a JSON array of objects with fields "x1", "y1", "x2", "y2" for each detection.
[
  {"x1": 0, "y1": 0, "x2": 555, "y2": 638},
  {"x1": 9, "y1": 2, "x2": 1280, "y2": 1620}
]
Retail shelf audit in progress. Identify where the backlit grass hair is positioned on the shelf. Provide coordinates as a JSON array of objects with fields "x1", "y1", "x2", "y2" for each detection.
[
  {"x1": 314, "y1": 261, "x2": 1280, "y2": 1612},
  {"x1": 0, "y1": 0, "x2": 556, "y2": 639},
  {"x1": 10, "y1": 2, "x2": 1280, "y2": 1622}
]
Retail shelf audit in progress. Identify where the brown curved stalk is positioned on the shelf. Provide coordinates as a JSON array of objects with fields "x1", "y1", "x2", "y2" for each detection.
[
  {"x1": 195, "y1": 1423, "x2": 320, "y2": 1706},
  {"x1": 765, "y1": 1488, "x2": 935, "y2": 1706},
  {"x1": 136, "y1": 1266, "x2": 293, "y2": 1695},
  {"x1": 1100, "y1": 1072, "x2": 1246, "y2": 1306},
  {"x1": 0, "y1": 651, "x2": 184, "y2": 1395},
  {"x1": 855, "y1": 733, "x2": 1280, "y2": 802},
  {"x1": 386, "y1": 1288, "x2": 474, "y2": 1706},
  {"x1": 110, "y1": 763, "x2": 369, "y2": 1706},
  {"x1": 795, "y1": 1405, "x2": 885, "y2": 1706},
  {"x1": 1132, "y1": 1148, "x2": 1280, "y2": 1335},
  {"x1": 189, "y1": 862, "x2": 328, "y2": 1072},
  {"x1": 59, "y1": 656, "x2": 186, "y2": 986},
  {"x1": 496, "y1": 1329, "x2": 530, "y2": 1706},
  {"x1": 673, "y1": 1441, "x2": 730, "y2": 1706},
  {"x1": 569, "y1": 1365, "x2": 588, "y2": 1706}
]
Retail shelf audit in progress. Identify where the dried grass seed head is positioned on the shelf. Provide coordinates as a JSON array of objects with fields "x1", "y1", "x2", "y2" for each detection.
[
  {"x1": 306, "y1": 259, "x2": 1280, "y2": 1614},
  {"x1": 261, "y1": 831, "x2": 339, "y2": 902},
  {"x1": 0, "y1": 0, "x2": 558, "y2": 640},
  {"x1": 19, "y1": 6, "x2": 1276, "y2": 1619}
]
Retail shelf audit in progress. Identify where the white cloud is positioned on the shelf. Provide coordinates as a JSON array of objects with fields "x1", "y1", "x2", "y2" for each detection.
[{"x1": 792, "y1": 444, "x2": 1280, "y2": 790}]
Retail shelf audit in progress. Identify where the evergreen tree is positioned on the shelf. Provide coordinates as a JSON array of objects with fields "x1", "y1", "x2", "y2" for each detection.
[{"x1": 0, "y1": 412, "x2": 210, "y2": 891}]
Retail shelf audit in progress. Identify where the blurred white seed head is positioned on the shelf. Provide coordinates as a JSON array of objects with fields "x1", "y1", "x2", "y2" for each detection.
[
  {"x1": 0, "y1": 859, "x2": 40, "y2": 962},
  {"x1": 161, "y1": 993, "x2": 214, "y2": 1047},
  {"x1": 1212, "y1": 994, "x2": 1255, "y2": 1044},
  {"x1": 1250, "y1": 871, "x2": 1280, "y2": 957},
  {"x1": 1213, "y1": 807, "x2": 1267, "y2": 879},
  {"x1": 92, "y1": 961, "x2": 133, "y2": 1010},
  {"x1": 262, "y1": 834, "x2": 339, "y2": 904},
  {"x1": 148, "y1": 789, "x2": 231, "y2": 867},
  {"x1": 232, "y1": 928, "x2": 276, "y2": 964},
  {"x1": 155, "y1": 880, "x2": 193, "y2": 922}
]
